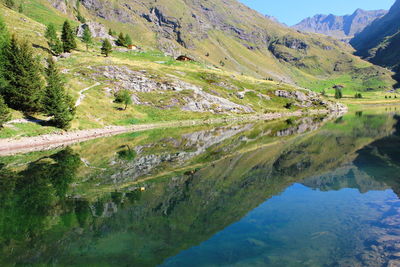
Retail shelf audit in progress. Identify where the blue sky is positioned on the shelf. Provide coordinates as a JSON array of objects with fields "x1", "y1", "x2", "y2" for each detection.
[{"x1": 239, "y1": 0, "x2": 395, "y2": 26}]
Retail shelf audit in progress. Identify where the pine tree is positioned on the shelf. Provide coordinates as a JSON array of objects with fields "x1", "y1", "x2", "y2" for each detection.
[
  {"x1": 82, "y1": 25, "x2": 92, "y2": 51},
  {"x1": 2, "y1": 35, "x2": 44, "y2": 113},
  {"x1": 125, "y1": 34, "x2": 132, "y2": 46},
  {"x1": 45, "y1": 23, "x2": 63, "y2": 55},
  {"x1": 18, "y1": 4, "x2": 23, "y2": 13},
  {"x1": 334, "y1": 88, "x2": 343, "y2": 99},
  {"x1": 43, "y1": 57, "x2": 75, "y2": 129},
  {"x1": 0, "y1": 95, "x2": 11, "y2": 127},
  {"x1": 101, "y1": 39, "x2": 112, "y2": 57},
  {"x1": 61, "y1": 20, "x2": 77, "y2": 53},
  {"x1": 108, "y1": 28, "x2": 113, "y2": 36},
  {"x1": 116, "y1": 32, "x2": 126, "y2": 47},
  {"x1": 0, "y1": 16, "x2": 10, "y2": 90}
]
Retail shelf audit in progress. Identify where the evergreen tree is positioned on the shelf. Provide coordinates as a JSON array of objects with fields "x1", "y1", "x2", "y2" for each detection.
[
  {"x1": 18, "y1": 4, "x2": 23, "y2": 13},
  {"x1": 0, "y1": 16, "x2": 10, "y2": 90},
  {"x1": 61, "y1": 20, "x2": 77, "y2": 53},
  {"x1": 334, "y1": 88, "x2": 343, "y2": 99},
  {"x1": 116, "y1": 32, "x2": 126, "y2": 47},
  {"x1": 76, "y1": 11, "x2": 86, "y2": 23},
  {"x1": 108, "y1": 28, "x2": 113, "y2": 36},
  {"x1": 81, "y1": 25, "x2": 92, "y2": 51},
  {"x1": 2, "y1": 35, "x2": 44, "y2": 113},
  {"x1": 125, "y1": 34, "x2": 132, "y2": 46},
  {"x1": 45, "y1": 23, "x2": 63, "y2": 55},
  {"x1": 101, "y1": 39, "x2": 112, "y2": 57},
  {"x1": 43, "y1": 57, "x2": 75, "y2": 129},
  {"x1": 0, "y1": 95, "x2": 11, "y2": 127}
]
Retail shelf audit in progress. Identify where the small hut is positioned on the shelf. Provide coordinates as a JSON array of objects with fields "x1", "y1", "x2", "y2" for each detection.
[{"x1": 176, "y1": 55, "x2": 194, "y2": 62}]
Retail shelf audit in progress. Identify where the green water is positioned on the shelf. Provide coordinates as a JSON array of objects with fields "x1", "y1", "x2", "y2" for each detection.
[{"x1": 0, "y1": 109, "x2": 400, "y2": 266}]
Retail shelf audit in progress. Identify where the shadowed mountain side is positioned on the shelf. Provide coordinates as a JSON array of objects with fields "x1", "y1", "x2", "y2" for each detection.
[
  {"x1": 302, "y1": 165, "x2": 389, "y2": 193},
  {"x1": 353, "y1": 115, "x2": 400, "y2": 196}
]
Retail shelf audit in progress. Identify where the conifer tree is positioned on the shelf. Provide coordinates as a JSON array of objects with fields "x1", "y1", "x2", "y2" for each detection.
[
  {"x1": 2, "y1": 35, "x2": 44, "y2": 113},
  {"x1": 101, "y1": 39, "x2": 112, "y2": 57},
  {"x1": 116, "y1": 32, "x2": 126, "y2": 47},
  {"x1": 45, "y1": 23, "x2": 63, "y2": 55},
  {"x1": 82, "y1": 25, "x2": 92, "y2": 51},
  {"x1": 0, "y1": 95, "x2": 11, "y2": 127},
  {"x1": 0, "y1": 16, "x2": 10, "y2": 90},
  {"x1": 61, "y1": 20, "x2": 77, "y2": 53},
  {"x1": 43, "y1": 57, "x2": 75, "y2": 129},
  {"x1": 334, "y1": 88, "x2": 343, "y2": 99},
  {"x1": 108, "y1": 28, "x2": 113, "y2": 36},
  {"x1": 125, "y1": 34, "x2": 132, "y2": 46}
]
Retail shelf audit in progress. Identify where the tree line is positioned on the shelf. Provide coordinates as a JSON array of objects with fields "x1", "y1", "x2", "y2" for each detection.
[
  {"x1": 0, "y1": 6, "x2": 136, "y2": 129},
  {"x1": 0, "y1": 17, "x2": 75, "y2": 129}
]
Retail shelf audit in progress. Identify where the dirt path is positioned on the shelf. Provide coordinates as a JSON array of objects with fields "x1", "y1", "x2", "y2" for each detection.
[
  {"x1": 0, "y1": 109, "x2": 338, "y2": 156},
  {"x1": 75, "y1": 82, "x2": 101, "y2": 107}
]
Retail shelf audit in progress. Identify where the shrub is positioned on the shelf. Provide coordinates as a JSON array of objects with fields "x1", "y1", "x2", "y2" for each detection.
[{"x1": 114, "y1": 89, "x2": 132, "y2": 110}]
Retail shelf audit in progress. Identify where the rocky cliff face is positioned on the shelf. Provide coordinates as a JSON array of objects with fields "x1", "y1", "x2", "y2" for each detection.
[{"x1": 293, "y1": 9, "x2": 387, "y2": 41}]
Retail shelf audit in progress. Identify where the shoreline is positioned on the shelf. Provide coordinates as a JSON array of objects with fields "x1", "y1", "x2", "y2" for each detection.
[{"x1": 0, "y1": 109, "x2": 344, "y2": 156}]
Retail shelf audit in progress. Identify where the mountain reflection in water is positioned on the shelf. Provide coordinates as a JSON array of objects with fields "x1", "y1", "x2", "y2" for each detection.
[{"x1": 0, "y1": 110, "x2": 400, "y2": 266}]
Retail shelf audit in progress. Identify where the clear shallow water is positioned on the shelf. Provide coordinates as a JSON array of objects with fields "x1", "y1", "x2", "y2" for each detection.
[
  {"x1": 162, "y1": 185, "x2": 398, "y2": 267},
  {"x1": 0, "y1": 110, "x2": 400, "y2": 266}
]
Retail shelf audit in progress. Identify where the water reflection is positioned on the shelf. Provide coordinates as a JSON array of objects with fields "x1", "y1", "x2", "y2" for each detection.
[{"x1": 0, "y1": 110, "x2": 400, "y2": 266}]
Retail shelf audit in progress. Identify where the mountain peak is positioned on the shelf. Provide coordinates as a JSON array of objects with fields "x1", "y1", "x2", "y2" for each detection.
[{"x1": 293, "y1": 9, "x2": 387, "y2": 41}]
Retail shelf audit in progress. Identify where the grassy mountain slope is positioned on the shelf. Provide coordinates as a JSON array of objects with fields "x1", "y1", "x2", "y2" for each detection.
[
  {"x1": 20, "y1": 0, "x2": 395, "y2": 91},
  {"x1": 1, "y1": 3, "x2": 347, "y2": 138}
]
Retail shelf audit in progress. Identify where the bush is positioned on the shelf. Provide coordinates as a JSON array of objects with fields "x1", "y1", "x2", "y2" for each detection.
[
  {"x1": 4, "y1": 0, "x2": 14, "y2": 9},
  {"x1": 114, "y1": 89, "x2": 132, "y2": 110},
  {"x1": 354, "y1": 93, "x2": 362, "y2": 99}
]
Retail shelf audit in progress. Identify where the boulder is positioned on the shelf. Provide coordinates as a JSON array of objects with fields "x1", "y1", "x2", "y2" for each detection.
[{"x1": 77, "y1": 22, "x2": 114, "y2": 40}]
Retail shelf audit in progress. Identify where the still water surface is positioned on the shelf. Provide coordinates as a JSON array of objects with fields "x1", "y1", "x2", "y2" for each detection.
[{"x1": 0, "y1": 109, "x2": 400, "y2": 266}]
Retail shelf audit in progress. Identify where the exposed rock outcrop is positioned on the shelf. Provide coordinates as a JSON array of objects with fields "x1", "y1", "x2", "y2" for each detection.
[
  {"x1": 88, "y1": 65, "x2": 254, "y2": 114},
  {"x1": 77, "y1": 22, "x2": 114, "y2": 40}
]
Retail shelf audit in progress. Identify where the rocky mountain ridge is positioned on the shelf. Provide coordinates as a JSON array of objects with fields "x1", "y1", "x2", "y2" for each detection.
[{"x1": 293, "y1": 9, "x2": 387, "y2": 41}]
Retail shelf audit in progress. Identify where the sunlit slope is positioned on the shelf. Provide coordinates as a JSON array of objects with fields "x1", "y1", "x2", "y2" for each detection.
[{"x1": 11, "y1": 0, "x2": 395, "y2": 90}]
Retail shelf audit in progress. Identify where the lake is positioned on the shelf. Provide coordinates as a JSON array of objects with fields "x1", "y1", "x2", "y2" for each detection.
[{"x1": 0, "y1": 108, "x2": 399, "y2": 266}]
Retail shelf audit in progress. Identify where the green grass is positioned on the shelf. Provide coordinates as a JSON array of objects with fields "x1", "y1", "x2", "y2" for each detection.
[
  {"x1": 0, "y1": 123, "x2": 60, "y2": 138},
  {"x1": 23, "y1": 0, "x2": 74, "y2": 28}
]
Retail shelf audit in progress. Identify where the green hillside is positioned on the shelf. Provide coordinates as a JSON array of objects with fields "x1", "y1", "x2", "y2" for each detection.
[
  {"x1": 8, "y1": 0, "x2": 396, "y2": 90},
  {"x1": 0, "y1": 0, "x2": 398, "y2": 138}
]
